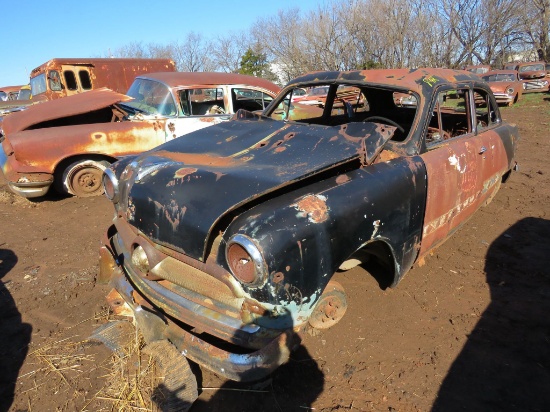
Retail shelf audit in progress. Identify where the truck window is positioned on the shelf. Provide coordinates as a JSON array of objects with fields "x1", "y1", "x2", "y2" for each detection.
[
  {"x1": 49, "y1": 71, "x2": 62, "y2": 91},
  {"x1": 30, "y1": 74, "x2": 47, "y2": 95},
  {"x1": 79, "y1": 70, "x2": 92, "y2": 90},
  {"x1": 64, "y1": 70, "x2": 78, "y2": 91}
]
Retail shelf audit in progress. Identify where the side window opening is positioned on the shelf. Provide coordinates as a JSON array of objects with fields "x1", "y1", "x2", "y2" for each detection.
[
  {"x1": 232, "y1": 88, "x2": 273, "y2": 112},
  {"x1": 426, "y1": 88, "x2": 470, "y2": 147},
  {"x1": 187, "y1": 88, "x2": 225, "y2": 115},
  {"x1": 48, "y1": 70, "x2": 62, "y2": 91},
  {"x1": 473, "y1": 89, "x2": 499, "y2": 132},
  {"x1": 64, "y1": 70, "x2": 78, "y2": 91},
  {"x1": 79, "y1": 70, "x2": 92, "y2": 90}
]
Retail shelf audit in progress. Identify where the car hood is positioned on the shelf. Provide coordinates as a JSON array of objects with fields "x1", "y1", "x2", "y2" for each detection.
[
  {"x1": 2, "y1": 88, "x2": 131, "y2": 135},
  {"x1": 122, "y1": 113, "x2": 396, "y2": 260}
]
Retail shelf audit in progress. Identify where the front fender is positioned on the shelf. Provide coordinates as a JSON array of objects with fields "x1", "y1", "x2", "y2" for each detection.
[{"x1": 221, "y1": 156, "x2": 427, "y2": 325}]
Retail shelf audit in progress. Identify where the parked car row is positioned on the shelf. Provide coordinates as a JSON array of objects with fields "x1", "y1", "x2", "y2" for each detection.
[
  {"x1": 0, "y1": 66, "x2": 520, "y2": 409},
  {"x1": 466, "y1": 61, "x2": 550, "y2": 96}
]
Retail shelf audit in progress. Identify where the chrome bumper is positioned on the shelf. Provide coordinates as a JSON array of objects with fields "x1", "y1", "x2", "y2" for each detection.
[{"x1": 99, "y1": 230, "x2": 300, "y2": 382}]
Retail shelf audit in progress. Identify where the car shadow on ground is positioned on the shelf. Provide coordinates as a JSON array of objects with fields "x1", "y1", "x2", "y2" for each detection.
[
  {"x1": 432, "y1": 217, "x2": 550, "y2": 411},
  {"x1": 0, "y1": 248, "x2": 32, "y2": 412}
]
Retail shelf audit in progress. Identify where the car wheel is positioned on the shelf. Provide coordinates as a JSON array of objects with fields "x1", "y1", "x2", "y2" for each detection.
[
  {"x1": 309, "y1": 280, "x2": 348, "y2": 329},
  {"x1": 61, "y1": 159, "x2": 110, "y2": 197},
  {"x1": 143, "y1": 340, "x2": 198, "y2": 411}
]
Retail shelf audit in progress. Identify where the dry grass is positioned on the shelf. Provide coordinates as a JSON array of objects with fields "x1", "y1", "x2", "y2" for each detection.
[
  {"x1": 17, "y1": 308, "x2": 166, "y2": 412},
  {"x1": 88, "y1": 329, "x2": 164, "y2": 412}
]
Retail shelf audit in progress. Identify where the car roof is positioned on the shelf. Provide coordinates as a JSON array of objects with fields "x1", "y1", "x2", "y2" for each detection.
[
  {"x1": 285, "y1": 68, "x2": 482, "y2": 93},
  {"x1": 483, "y1": 70, "x2": 518, "y2": 76},
  {"x1": 136, "y1": 72, "x2": 281, "y2": 94}
]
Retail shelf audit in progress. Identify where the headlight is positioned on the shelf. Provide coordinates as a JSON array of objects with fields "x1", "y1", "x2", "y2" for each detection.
[
  {"x1": 506, "y1": 87, "x2": 514, "y2": 94},
  {"x1": 102, "y1": 167, "x2": 119, "y2": 203},
  {"x1": 226, "y1": 234, "x2": 267, "y2": 287}
]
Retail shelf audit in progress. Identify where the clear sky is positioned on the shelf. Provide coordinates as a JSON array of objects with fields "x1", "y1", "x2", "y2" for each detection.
[{"x1": 1, "y1": 0, "x2": 322, "y2": 87}]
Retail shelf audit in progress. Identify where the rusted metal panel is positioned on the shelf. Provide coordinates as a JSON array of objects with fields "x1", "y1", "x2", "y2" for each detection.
[
  {"x1": 7, "y1": 120, "x2": 166, "y2": 173},
  {"x1": 419, "y1": 127, "x2": 512, "y2": 257},
  {"x1": 2, "y1": 88, "x2": 131, "y2": 135}
]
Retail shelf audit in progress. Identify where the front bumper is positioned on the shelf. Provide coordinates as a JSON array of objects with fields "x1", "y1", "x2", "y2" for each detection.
[
  {"x1": 492, "y1": 93, "x2": 515, "y2": 104},
  {"x1": 0, "y1": 149, "x2": 53, "y2": 198},
  {"x1": 522, "y1": 80, "x2": 549, "y2": 93},
  {"x1": 99, "y1": 223, "x2": 300, "y2": 381}
]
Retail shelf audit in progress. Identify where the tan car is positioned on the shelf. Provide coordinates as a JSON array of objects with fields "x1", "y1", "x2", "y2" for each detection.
[
  {"x1": 481, "y1": 70, "x2": 523, "y2": 106},
  {"x1": 0, "y1": 72, "x2": 280, "y2": 198}
]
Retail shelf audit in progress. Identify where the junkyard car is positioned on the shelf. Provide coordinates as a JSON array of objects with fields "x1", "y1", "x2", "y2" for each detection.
[
  {"x1": 0, "y1": 86, "x2": 22, "y2": 101},
  {"x1": 481, "y1": 70, "x2": 523, "y2": 105},
  {"x1": 0, "y1": 72, "x2": 279, "y2": 198},
  {"x1": 98, "y1": 69, "x2": 518, "y2": 401},
  {"x1": 516, "y1": 62, "x2": 549, "y2": 92},
  {"x1": 0, "y1": 85, "x2": 33, "y2": 117}
]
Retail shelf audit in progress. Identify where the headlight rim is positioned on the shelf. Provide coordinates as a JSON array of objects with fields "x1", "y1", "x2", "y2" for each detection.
[
  {"x1": 226, "y1": 234, "x2": 268, "y2": 288},
  {"x1": 103, "y1": 167, "x2": 119, "y2": 203}
]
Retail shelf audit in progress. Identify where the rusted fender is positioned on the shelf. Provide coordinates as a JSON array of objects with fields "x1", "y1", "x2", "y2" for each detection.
[{"x1": 7, "y1": 121, "x2": 167, "y2": 173}]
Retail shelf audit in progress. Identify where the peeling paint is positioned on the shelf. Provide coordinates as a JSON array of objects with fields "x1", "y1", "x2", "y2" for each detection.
[{"x1": 293, "y1": 194, "x2": 329, "y2": 223}]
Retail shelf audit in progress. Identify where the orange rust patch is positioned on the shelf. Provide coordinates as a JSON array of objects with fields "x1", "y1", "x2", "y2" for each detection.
[
  {"x1": 336, "y1": 174, "x2": 350, "y2": 184},
  {"x1": 273, "y1": 272, "x2": 285, "y2": 284},
  {"x1": 174, "y1": 167, "x2": 198, "y2": 179},
  {"x1": 294, "y1": 194, "x2": 329, "y2": 223},
  {"x1": 275, "y1": 146, "x2": 286, "y2": 153}
]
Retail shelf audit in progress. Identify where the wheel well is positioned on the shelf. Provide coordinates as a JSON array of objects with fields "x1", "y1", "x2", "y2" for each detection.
[
  {"x1": 53, "y1": 154, "x2": 117, "y2": 194},
  {"x1": 54, "y1": 154, "x2": 117, "y2": 180},
  {"x1": 342, "y1": 240, "x2": 396, "y2": 290}
]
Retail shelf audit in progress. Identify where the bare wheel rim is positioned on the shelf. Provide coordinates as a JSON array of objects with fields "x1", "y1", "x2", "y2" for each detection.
[
  {"x1": 69, "y1": 166, "x2": 104, "y2": 197},
  {"x1": 309, "y1": 281, "x2": 348, "y2": 329}
]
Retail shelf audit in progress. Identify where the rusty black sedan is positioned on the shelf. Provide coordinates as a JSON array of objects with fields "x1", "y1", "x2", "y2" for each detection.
[{"x1": 98, "y1": 68, "x2": 519, "y2": 406}]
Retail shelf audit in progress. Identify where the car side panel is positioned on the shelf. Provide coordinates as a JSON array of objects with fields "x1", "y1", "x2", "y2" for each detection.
[
  {"x1": 418, "y1": 124, "x2": 515, "y2": 257},
  {"x1": 7, "y1": 121, "x2": 167, "y2": 174}
]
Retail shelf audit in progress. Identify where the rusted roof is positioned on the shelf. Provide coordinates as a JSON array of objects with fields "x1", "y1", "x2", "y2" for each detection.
[
  {"x1": 137, "y1": 72, "x2": 281, "y2": 95},
  {"x1": 2, "y1": 88, "x2": 131, "y2": 135},
  {"x1": 30, "y1": 58, "x2": 176, "y2": 74},
  {"x1": 483, "y1": 70, "x2": 518, "y2": 76},
  {"x1": 285, "y1": 68, "x2": 482, "y2": 93}
]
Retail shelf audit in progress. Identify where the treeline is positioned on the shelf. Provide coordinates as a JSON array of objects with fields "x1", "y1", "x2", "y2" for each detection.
[{"x1": 107, "y1": 0, "x2": 549, "y2": 84}]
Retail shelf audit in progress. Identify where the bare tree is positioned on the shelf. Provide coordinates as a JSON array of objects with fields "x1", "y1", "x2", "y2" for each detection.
[
  {"x1": 210, "y1": 31, "x2": 251, "y2": 73},
  {"x1": 171, "y1": 32, "x2": 216, "y2": 72},
  {"x1": 520, "y1": 0, "x2": 550, "y2": 61}
]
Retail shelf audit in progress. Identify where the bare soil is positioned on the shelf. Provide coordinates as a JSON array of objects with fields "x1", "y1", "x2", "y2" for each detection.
[{"x1": 1, "y1": 94, "x2": 549, "y2": 412}]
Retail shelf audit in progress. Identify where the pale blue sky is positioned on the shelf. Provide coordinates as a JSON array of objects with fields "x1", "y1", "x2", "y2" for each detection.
[{"x1": 1, "y1": 0, "x2": 323, "y2": 87}]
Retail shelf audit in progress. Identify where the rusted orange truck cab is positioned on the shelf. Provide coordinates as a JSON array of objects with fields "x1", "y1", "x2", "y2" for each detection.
[{"x1": 29, "y1": 58, "x2": 176, "y2": 101}]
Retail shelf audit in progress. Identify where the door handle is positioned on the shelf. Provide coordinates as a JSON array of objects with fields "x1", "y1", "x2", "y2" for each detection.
[{"x1": 479, "y1": 146, "x2": 487, "y2": 154}]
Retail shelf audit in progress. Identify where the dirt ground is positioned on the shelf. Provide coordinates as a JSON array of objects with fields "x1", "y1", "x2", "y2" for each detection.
[{"x1": 1, "y1": 93, "x2": 549, "y2": 412}]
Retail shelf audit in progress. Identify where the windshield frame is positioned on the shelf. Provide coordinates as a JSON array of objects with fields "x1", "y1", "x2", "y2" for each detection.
[{"x1": 125, "y1": 78, "x2": 178, "y2": 117}]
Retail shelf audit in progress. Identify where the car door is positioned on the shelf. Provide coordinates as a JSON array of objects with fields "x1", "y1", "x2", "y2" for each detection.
[
  {"x1": 418, "y1": 85, "x2": 492, "y2": 257},
  {"x1": 167, "y1": 86, "x2": 231, "y2": 139}
]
